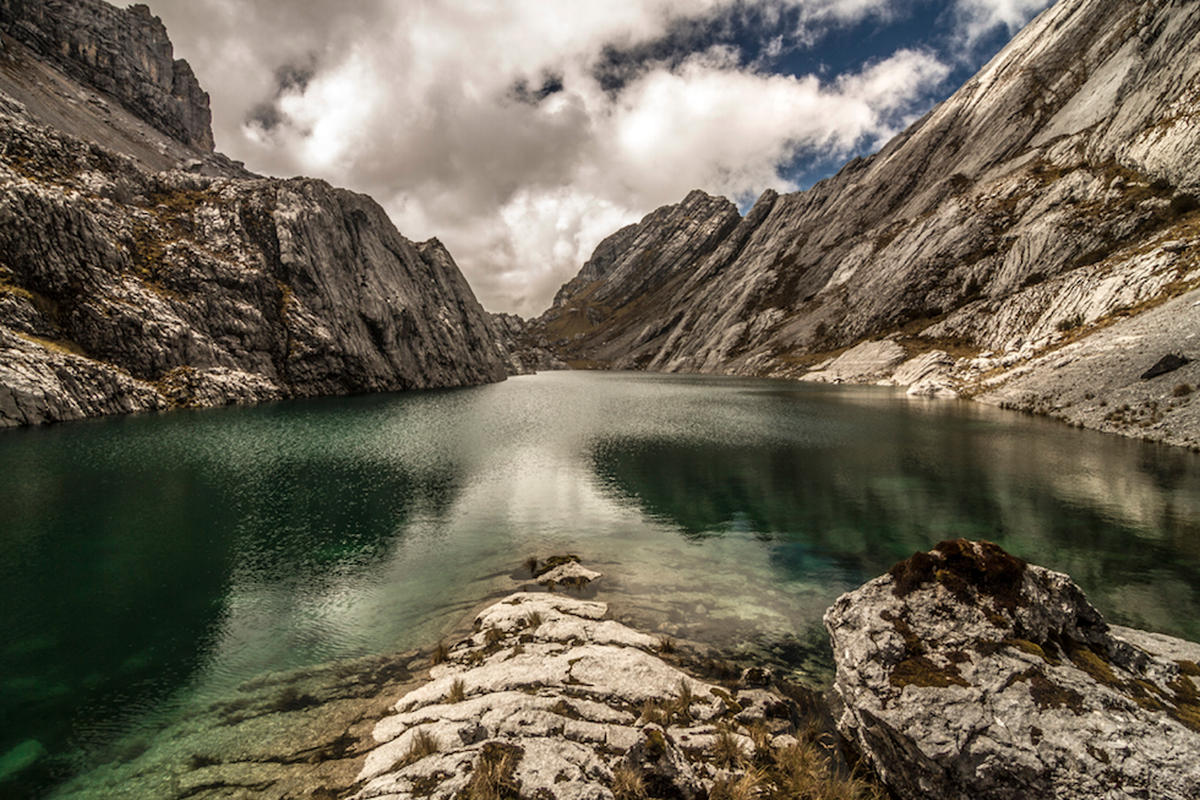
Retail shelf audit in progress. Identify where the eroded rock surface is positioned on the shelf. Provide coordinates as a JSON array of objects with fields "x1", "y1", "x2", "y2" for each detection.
[
  {"x1": 0, "y1": 106, "x2": 508, "y2": 426},
  {"x1": 1, "y1": 0, "x2": 214, "y2": 151},
  {"x1": 825, "y1": 539, "x2": 1200, "y2": 800},
  {"x1": 353, "y1": 592, "x2": 813, "y2": 800}
]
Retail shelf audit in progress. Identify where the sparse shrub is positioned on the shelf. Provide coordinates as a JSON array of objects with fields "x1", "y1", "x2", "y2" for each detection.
[
  {"x1": 1174, "y1": 383, "x2": 1194, "y2": 397},
  {"x1": 431, "y1": 641, "x2": 450, "y2": 666},
  {"x1": 524, "y1": 610, "x2": 543, "y2": 630},
  {"x1": 1056, "y1": 313, "x2": 1084, "y2": 332}
]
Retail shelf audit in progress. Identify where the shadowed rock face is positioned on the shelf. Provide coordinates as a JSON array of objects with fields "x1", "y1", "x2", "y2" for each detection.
[
  {"x1": 0, "y1": 0, "x2": 512, "y2": 426},
  {"x1": 0, "y1": 0, "x2": 214, "y2": 151},
  {"x1": 825, "y1": 539, "x2": 1200, "y2": 800},
  {"x1": 526, "y1": 0, "x2": 1200, "y2": 444},
  {"x1": 0, "y1": 103, "x2": 508, "y2": 426}
]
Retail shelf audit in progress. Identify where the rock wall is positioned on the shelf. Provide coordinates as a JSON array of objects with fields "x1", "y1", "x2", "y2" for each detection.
[
  {"x1": 825, "y1": 539, "x2": 1200, "y2": 800},
  {"x1": 526, "y1": 0, "x2": 1200, "y2": 445},
  {"x1": 0, "y1": 0, "x2": 214, "y2": 151},
  {"x1": 0, "y1": 110, "x2": 508, "y2": 426}
]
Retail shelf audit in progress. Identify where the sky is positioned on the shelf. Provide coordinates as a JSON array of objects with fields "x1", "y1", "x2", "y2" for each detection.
[{"x1": 143, "y1": 0, "x2": 1055, "y2": 317}]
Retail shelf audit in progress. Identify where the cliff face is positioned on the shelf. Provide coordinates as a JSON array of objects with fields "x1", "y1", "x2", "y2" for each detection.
[
  {"x1": 532, "y1": 0, "x2": 1200, "y2": 444},
  {"x1": 0, "y1": 0, "x2": 213, "y2": 151},
  {"x1": 0, "y1": 0, "x2": 509, "y2": 427}
]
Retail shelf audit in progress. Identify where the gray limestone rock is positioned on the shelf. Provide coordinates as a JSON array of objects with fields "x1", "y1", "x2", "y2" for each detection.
[
  {"x1": 352, "y1": 591, "x2": 804, "y2": 800},
  {"x1": 0, "y1": 0, "x2": 214, "y2": 151},
  {"x1": 0, "y1": 109, "x2": 508, "y2": 425},
  {"x1": 533, "y1": 0, "x2": 1200, "y2": 448},
  {"x1": 824, "y1": 539, "x2": 1200, "y2": 800}
]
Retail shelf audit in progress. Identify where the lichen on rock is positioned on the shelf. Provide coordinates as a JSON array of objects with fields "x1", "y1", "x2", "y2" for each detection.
[{"x1": 825, "y1": 539, "x2": 1200, "y2": 800}]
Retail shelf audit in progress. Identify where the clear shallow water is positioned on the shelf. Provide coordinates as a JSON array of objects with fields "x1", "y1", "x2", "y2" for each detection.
[{"x1": 2, "y1": 371, "x2": 1199, "y2": 797}]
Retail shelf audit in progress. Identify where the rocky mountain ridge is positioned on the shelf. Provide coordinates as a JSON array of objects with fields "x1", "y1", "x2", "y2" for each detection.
[
  {"x1": 0, "y1": 0, "x2": 510, "y2": 427},
  {"x1": 527, "y1": 0, "x2": 1200, "y2": 448},
  {"x1": 1, "y1": 0, "x2": 213, "y2": 152}
]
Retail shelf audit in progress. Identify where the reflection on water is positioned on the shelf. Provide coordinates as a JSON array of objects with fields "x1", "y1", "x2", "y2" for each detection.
[{"x1": 1, "y1": 371, "x2": 1199, "y2": 798}]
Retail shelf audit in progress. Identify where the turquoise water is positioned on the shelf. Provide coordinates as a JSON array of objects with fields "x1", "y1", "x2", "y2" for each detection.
[{"x1": 2, "y1": 371, "x2": 1199, "y2": 797}]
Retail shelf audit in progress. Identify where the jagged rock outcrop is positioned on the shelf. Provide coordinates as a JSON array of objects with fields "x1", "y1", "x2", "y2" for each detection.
[
  {"x1": 824, "y1": 539, "x2": 1200, "y2": 800},
  {"x1": 0, "y1": 108, "x2": 508, "y2": 426},
  {"x1": 530, "y1": 0, "x2": 1200, "y2": 444},
  {"x1": 1, "y1": 0, "x2": 213, "y2": 151}
]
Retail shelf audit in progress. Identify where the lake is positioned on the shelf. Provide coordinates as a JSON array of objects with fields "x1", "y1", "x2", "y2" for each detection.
[{"x1": 2, "y1": 371, "x2": 1199, "y2": 797}]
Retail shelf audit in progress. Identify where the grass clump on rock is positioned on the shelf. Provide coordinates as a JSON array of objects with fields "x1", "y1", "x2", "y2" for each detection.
[
  {"x1": 393, "y1": 728, "x2": 440, "y2": 770},
  {"x1": 610, "y1": 764, "x2": 647, "y2": 800},
  {"x1": 463, "y1": 742, "x2": 524, "y2": 800}
]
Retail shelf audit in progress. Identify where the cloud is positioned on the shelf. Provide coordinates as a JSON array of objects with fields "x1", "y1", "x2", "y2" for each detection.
[
  {"x1": 951, "y1": 0, "x2": 1055, "y2": 50},
  {"x1": 145, "y1": 0, "x2": 960, "y2": 316}
]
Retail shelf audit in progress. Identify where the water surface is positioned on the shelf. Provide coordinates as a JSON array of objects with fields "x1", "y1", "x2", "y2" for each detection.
[{"x1": 2, "y1": 371, "x2": 1199, "y2": 797}]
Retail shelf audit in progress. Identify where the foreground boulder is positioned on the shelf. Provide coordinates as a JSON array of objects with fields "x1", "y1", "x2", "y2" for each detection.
[{"x1": 825, "y1": 539, "x2": 1200, "y2": 800}]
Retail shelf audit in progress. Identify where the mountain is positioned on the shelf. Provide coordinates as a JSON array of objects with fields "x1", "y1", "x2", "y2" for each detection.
[
  {"x1": 529, "y1": 0, "x2": 1200, "y2": 448},
  {"x1": 0, "y1": 0, "x2": 509, "y2": 427}
]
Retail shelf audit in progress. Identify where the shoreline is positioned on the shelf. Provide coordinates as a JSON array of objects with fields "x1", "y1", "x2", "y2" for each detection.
[{"x1": 39, "y1": 567, "x2": 848, "y2": 800}]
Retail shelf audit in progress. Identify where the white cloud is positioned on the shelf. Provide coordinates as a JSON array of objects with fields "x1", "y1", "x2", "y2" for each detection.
[
  {"x1": 952, "y1": 0, "x2": 1055, "y2": 50},
  {"x1": 145, "y1": 0, "x2": 959, "y2": 316}
]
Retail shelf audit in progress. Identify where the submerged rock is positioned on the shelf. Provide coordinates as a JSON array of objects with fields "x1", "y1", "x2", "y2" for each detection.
[{"x1": 824, "y1": 539, "x2": 1200, "y2": 800}]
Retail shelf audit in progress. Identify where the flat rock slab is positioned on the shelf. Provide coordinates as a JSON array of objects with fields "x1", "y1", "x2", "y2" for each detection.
[
  {"x1": 352, "y1": 592, "x2": 800, "y2": 800},
  {"x1": 825, "y1": 539, "x2": 1200, "y2": 800}
]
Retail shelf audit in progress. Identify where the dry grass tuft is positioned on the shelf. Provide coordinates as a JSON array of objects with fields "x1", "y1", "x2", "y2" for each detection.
[
  {"x1": 768, "y1": 739, "x2": 886, "y2": 800},
  {"x1": 463, "y1": 741, "x2": 523, "y2": 800},
  {"x1": 710, "y1": 767, "x2": 765, "y2": 800},
  {"x1": 637, "y1": 698, "x2": 669, "y2": 726},
  {"x1": 446, "y1": 678, "x2": 467, "y2": 704},
  {"x1": 431, "y1": 641, "x2": 450, "y2": 666},
  {"x1": 712, "y1": 725, "x2": 748, "y2": 769},
  {"x1": 672, "y1": 679, "x2": 696, "y2": 722},
  {"x1": 610, "y1": 764, "x2": 647, "y2": 800}
]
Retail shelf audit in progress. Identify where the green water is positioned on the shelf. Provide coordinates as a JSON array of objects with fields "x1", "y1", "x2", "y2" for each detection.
[{"x1": 2, "y1": 371, "x2": 1199, "y2": 797}]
